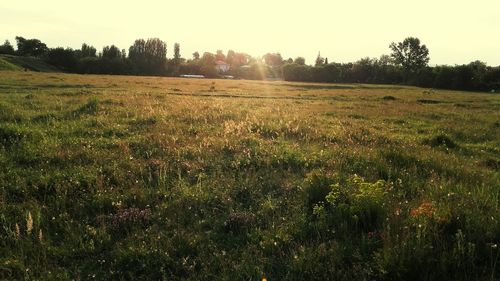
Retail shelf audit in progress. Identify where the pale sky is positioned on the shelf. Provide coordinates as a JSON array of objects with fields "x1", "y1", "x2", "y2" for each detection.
[{"x1": 1, "y1": 0, "x2": 499, "y2": 66}]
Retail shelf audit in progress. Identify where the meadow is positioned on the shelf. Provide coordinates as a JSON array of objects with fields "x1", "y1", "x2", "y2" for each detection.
[{"x1": 0, "y1": 71, "x2": 499, "y2": 280}]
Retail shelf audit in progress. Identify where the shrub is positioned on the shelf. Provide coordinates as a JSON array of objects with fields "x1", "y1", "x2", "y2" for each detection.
[
  {"x1": 0, "y1": 125, "x2": 28, "y2": 148},
  {"x1": 308, "y1": 175, "x2": 389, "y2": 235},
  {"x1": 424, "y1": 134, "x2": 458, "y2": 149},
  {"x1": 303, "y1": 172, "x2": 336, "y2": 211}
]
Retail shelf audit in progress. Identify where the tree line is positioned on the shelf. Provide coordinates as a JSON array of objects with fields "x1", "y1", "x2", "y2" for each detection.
[
  {"x1": 0, "y1": 36, "x2": 499, "y2": 92},
  {"x1": 284, "y1": 38, "x2": 499, "y2": 92},
  {"x1": 0, "y1": 36, "x2": 272, "y2": 79}
]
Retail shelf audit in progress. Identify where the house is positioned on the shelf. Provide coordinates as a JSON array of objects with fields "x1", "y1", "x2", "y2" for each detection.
[{"x1": 215, "y1": 60, "x2": 230, "y2": 73}]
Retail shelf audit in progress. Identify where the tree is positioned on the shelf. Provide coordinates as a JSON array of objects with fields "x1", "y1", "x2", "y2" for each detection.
[
  {"x1": 102, "y1": 45, "x2": 122, "y2": 59},
  {"x1": 80, "y1": 43, "x2": 97, "y2": 57},
  {"x1": 324, "y1": 57, "x2": 328, "y2": 65},
  {"x1": 15, "y1": 36, "x2": 48, "y2": 56},
  {"x1": 390, "y1": 37, "x2": 430, "y2": 75},
  {"x1": 263, "y1": 53, "x2": 283, "y2": 67},
  {"x1": 173, "y1": 43, "x2": 181, "y2": 65},
  {"x1": 46, "y1": 47, "x2": 78, "y2": 71},
  {"x1": 226, "y1": 50, "x2": 236, "y2": 65},
  {"x1": 351, "y1": 57, "x2": 375, "y2": 83},
  {"x1": 128, "y1": 38, "x2": 167, "y2": 75},
  {"x1": 192, "y1": 51, "x2": 200, "y2": 60},
  {"x1": 315, "y1": 52, "x2": 324, "y2": 66},
  {"x1": 0, "y1": 40, "x2": 15, "y2": 55},
  {"x1": 215, "y1": 50, "x2": 225, "y2": 61},
  {"x1": 294, "y1": 57, "x2": 306, "y2": 65},
  {"x1": 282, "y1": 63, "x2": 313, "y2": 81},
  {"x1": 230, "y1": 51, "x2": 250, "y2": 67},
  {"x1": 378, "y1": 54, "x2": 393, "y2": 66},
  {"x1": 200, "y1": 52, "x2": 217, "y2": 77}
]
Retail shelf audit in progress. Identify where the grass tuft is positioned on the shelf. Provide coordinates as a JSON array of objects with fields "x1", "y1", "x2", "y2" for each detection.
[{"x1": 424, "y1": 134, "x2": 458, "y2": 149}]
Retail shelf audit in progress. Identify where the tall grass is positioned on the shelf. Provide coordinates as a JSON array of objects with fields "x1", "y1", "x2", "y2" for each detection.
[{"x1": 0, "y1": 71, "x2": 498, "y2": 280}]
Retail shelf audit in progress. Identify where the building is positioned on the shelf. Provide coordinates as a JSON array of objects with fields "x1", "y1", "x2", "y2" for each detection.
[{"x1": 215, "y1": 60, "x2": 230, "y2": 73}]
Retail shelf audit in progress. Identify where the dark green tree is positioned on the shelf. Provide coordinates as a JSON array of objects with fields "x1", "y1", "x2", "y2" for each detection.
[
  {"x1": 128, "y1": 38, "x2": 167, "y2": 75},
  {"x1": 15, "y1": 36, "x2": 48, "y2": 56},
  {"x1": 390, "y1": 37, "x2": 430, "y2": 75},
  {"x1": 102, "y1": 45, "x2": 122, "y2": 59},
  {"x1": 80, "y1": 43, "x2": 97, "y2": 57},
  {"x1": 46, "y1": 47, "x2": 78, "y2": 71},
  {"x1": 0, "y1": 40, "x2": 15, "y2": 55}
]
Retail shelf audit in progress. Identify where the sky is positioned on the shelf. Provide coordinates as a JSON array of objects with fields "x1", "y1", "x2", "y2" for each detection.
[{"x1": 1, "y1": 0, "x2": 499, "y2": 66}]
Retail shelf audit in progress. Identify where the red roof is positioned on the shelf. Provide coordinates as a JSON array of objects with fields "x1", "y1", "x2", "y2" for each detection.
[{"x1": 215, "y1": 60, "x2": 228, "y2": 65}]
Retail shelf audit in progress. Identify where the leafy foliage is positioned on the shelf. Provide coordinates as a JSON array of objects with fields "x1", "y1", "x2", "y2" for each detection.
[{"x1": 390, "y1": 37, "x2": 430, "y2": 73}]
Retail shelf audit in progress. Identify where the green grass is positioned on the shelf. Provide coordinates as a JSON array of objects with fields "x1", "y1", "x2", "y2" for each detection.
[
  {"x1": 0, "y1": 71, "x2": 499, "y2": 280},
  {"x1": 0, "y1": 57, "x2": 23, "y2": 71},
  {"x1": 0, "y1": 55, "x2": 60, "y2": 72}
]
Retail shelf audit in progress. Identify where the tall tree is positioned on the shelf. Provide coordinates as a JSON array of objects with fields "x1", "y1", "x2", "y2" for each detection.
[
  {"x1": 102, "y1": 45, "x2": 122, "y2": 59},
  {"x1": 15, "y1": 36, "x2": 48, "y2": 56},
  {"x1": 315, "y1": 52, "x2": 324, "y2": 66},
  {"x1": 80, "y1": 43, "x2": 97, "y2": 57},
  {"x1": 0, "y1": 40, "x2": 15, "y2": 55},
  {"x1": 192, "y1": 51, "x2": 200, "y2": 60},
  {"x1": 390, "y1": 37, "x2": 430, "y2": 74},
  {"x1": 129, "y1": 38, "x2": 167, "y2": 74},
  {"x1": 173, "y1": 43, "x2": 181, "y2": 65}
]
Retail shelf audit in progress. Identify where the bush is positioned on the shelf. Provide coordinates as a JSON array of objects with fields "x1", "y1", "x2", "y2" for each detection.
[
  {"x1": 424, "y1": 134, "x2": 458, "y2": 149},
  {"x1": 308, "y1": 175, "x2": 389, "y2": 235}
]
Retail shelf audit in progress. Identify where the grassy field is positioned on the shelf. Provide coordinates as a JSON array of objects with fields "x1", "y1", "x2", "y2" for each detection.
[
  {"x1": 0, "y1": 71, "x2": 499, "y2": 280},
  {"x1": 0, "y1": 55, "x2": 60, "y2": 72}
]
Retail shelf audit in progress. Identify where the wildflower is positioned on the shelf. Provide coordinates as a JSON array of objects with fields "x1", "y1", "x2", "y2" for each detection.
[
  {"x1": 410, "y1": 202, "x2": 436, "y2": 218},
  {"x1": 15, "y1": 223, "x2": 20, "y2": 238},
  {"x1": 26, "y1": 212, "x2": 33, "y2": 235}
]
